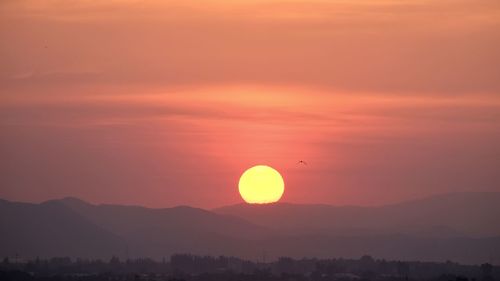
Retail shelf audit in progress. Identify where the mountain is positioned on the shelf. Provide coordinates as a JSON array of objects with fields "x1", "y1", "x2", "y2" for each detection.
[
  {"x1": 51, "y1": 197, "x2": 270, "y2": 258},
  {"x1": 214, "y1": 192, "x2": 500, "y2": 238},
  {"x1": 1, "y1": 192, "x2": 499, "y2": 264},
  {"x1": 0, "y1": 197, "x2": 269, "y2": 260},
  {"x1": 0, "y1": 199, "x2": 125, "y2": 259}
]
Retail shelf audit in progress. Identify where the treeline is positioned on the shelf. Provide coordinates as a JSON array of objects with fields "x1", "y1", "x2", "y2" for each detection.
[{"x1": 0, "y1": 254, "x2": 497, "y2": 281}]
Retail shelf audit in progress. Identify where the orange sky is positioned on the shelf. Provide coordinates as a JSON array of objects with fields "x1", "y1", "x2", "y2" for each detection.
[{"x1": 1, "y1": 0, "x2": 500, "y2": 208}]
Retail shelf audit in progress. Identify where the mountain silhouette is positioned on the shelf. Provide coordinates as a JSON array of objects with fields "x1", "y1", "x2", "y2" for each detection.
[
  {"x1": 50, "y1": 197, "x2": 270, "y2": 258},
  {"x1": 1, "y1": 192, "x2": 499, "y2": 264},
  {"x1": 214, "y1": 192, "x2": 500, "y2": 238},
  {"x1": 0, "y1": 198, "x2": 125, "y2": 259}
]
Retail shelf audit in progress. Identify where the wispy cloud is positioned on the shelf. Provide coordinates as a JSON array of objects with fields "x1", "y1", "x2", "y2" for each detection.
[{"x1": 1, "y1": 0, "x2": 499, "y2": 94}]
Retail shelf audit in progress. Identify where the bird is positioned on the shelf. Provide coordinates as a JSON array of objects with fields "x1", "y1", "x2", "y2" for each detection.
[{"x1": 297, "y1": 160, "x2": 307, "y2": 165}]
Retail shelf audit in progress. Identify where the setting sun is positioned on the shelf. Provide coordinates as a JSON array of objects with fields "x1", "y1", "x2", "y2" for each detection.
[{"x1": 238, "y1": 165, "x2": 285, "y2": 204}]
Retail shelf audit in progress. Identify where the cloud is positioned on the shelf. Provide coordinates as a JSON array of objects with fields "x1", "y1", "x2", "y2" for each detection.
[{"x1": 1, "y1": 0, "x2": 499, "y2": 95}]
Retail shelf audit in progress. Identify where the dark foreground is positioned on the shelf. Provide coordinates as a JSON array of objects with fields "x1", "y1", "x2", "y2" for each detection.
[{"x1": 0, "y1": 254, "x2": 498, "y2": 281}]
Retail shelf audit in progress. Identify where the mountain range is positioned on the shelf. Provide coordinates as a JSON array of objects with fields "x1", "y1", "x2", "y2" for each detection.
[
  {"x1": 215, "y1": 192, "x2": 500, "y2": 238},
  {"x1": 1, "y1": 192, "x2": 499, "y2": 264}
]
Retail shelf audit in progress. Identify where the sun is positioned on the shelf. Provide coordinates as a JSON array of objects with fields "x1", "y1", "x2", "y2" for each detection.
[{"x1": 238, "y1": 165, "x2": 285, "y2": 204}]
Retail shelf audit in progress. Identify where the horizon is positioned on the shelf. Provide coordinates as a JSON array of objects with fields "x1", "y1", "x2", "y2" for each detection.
[
  {"x1": 2, "y1": 190, "x2": 500, "y2": 265},
  {"x1": 3, "y1": 190, "x2": 500, "y2": 210}
]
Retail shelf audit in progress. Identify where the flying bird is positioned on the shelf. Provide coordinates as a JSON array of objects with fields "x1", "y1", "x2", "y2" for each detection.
[{"x1": 297, "y1": 160, "x2": 307, "y2": 165}]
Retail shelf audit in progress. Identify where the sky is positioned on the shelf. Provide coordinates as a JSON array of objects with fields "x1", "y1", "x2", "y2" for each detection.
[{"x1": 1, "y1": 0, "x2": 500, "y2": 208}]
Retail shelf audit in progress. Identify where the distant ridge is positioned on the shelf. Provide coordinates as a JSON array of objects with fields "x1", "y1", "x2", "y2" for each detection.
[
  {"x1": 0, "y1": 192, "x2": 499, "y2": 264},
  {"x1": 216, "y1": 191, "x2": 500, "y2": 209},
  {"x1": 0, "y1": 198, "x2": 126, "y2": 259},
  {"x1": 214, "y1": 192, "x2": 500, "y2": 238}
]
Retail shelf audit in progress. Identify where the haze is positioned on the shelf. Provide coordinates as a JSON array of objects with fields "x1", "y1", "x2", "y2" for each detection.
[{"x1": 1, "y1": 0, "x2": 500, "y2": 208}]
